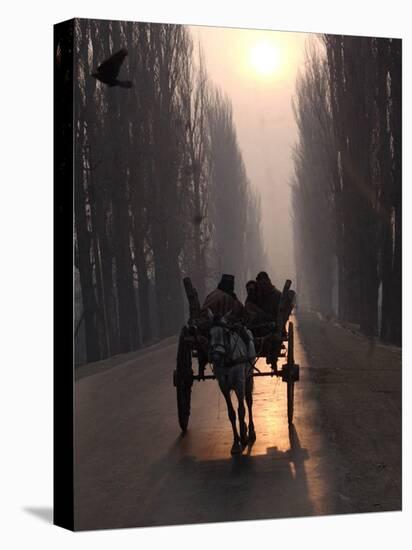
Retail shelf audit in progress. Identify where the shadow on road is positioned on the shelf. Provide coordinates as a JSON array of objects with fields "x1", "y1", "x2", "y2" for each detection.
[{"x1": 135, "y1": 424, "x2": 313, "y2": 528}]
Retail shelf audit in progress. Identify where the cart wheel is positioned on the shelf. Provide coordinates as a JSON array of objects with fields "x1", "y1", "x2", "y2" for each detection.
[
  {"x1": 286, "y1": 321, "x2": 295, "y2": 425},
  {"x1": 175, "y1": 329, "x2": 193, "y2": 432}
]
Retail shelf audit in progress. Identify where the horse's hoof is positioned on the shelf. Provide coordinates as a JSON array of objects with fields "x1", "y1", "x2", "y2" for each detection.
[{"x1": 231, "y1": 442, "x2": 243, "y2": 455}]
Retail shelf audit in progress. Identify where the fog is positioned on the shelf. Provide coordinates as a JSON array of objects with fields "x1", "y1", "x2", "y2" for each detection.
[
  {"x1": 190, "y1": 25, "x2": 309, "y2": 288},
  {"x1": 71, "y1": 19, "x2": 402, "y2": 364}
]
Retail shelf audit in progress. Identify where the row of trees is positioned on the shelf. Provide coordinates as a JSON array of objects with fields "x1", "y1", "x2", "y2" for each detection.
[
  {"x1": 73, "y1": 19, "x2": 265, "y2": 363},
  {"x1": 292, "y1": 35, "x2": 401, "y2": 344}
]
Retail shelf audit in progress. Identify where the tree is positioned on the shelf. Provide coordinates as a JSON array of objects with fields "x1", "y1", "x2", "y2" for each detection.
[
  {"x1": 292, "y1": 35, "x2": 401, "y2": 344},
  {"x1": 73, "y1": 19, "x2": 267, "y2": 362}
]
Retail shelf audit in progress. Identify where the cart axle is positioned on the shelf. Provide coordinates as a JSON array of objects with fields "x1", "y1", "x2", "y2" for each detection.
[{"x1": 192, "y1": 366, "x2": 298, "y2": 382}]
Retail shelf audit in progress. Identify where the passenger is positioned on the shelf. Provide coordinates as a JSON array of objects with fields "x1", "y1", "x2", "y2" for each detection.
[
  {"x1": 255, "y1": 271, "x2": 282, "y2": 322},
  {"x1": 245, "y1": 280, "x2": 258, "y2": 310},
  {"x1": 245, "y1": 280, "x2": 266, "y2": 325}
]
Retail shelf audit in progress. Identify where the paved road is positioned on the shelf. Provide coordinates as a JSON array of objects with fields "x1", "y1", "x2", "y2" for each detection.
[
  {"x1": 298, "y1": 311, "x2": 401, "y2": 515},
  {"x1": 74, "y1": 317, "x2": 338, "y2": 530}
]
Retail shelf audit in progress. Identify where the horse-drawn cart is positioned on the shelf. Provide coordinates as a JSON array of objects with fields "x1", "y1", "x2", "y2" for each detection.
[{"x1": 173, "y1": 278, "x2": 299, "y2": 439}]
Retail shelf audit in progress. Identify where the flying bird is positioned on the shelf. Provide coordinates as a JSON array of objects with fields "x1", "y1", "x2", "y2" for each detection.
[{"x1": 91, "y1": 48, "x2": 132, "y2": 88}]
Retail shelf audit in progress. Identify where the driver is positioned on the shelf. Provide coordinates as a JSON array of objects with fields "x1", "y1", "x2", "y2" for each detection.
[
  {"x1": 201, "y1": 273, "x2": 244, "y2": 319},
  {"x1": 200, "y1": 274, "x2": 252, "y2": 349}
]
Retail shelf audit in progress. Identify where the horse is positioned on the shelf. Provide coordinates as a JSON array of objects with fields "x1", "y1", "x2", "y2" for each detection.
[{"x1": 208, "y1": 311, "x2": 257, "y2": 455}]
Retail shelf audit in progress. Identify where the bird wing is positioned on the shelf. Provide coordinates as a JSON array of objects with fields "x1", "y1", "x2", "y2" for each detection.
[{"x1": 97, "y1": 48, "x2": 128, "y2": 78}]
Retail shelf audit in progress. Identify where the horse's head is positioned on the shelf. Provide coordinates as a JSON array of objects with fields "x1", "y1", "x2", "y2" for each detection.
[{"x1": 208, "y1": 310, "x2": 232, "y2": 368}]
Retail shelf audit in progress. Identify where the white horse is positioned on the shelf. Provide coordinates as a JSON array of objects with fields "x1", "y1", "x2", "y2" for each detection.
[{"x1": 208, "y1": 311, "x2": 257, "y2": 455}]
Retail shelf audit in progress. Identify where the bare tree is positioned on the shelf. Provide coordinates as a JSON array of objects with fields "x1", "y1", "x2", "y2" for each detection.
[
  {"x1": 292, "y1": 34, "x2": 401, "y2": 344},
  {"x1": 73, "y1": 19, "x2": 267, "y2": 361}
]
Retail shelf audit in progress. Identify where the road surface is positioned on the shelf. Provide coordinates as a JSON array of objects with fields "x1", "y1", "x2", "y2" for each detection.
[{"x1": 74, "y1": 314, "x2": 400, "y2": 530}]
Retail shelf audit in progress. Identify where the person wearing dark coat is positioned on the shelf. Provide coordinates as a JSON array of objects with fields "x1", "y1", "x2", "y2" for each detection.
[
  {"x1": 255, "y1": 271, "x2": 282, "y2": 321},
  {"x1": 245, "y1": 280, "x2": 266, "y2": 324},
  {"x1": 252, "y1": 271, "x2": 283, "y2": 363},
  {"x1": 200, "y1": 274, "x2": 253, "y2": 350},
  {"x1": 201, "y1": 274, "x2": 244, "y2": 319},
  {"x1": 245, "y1": 280, "x2": 258, "y2": 309}
]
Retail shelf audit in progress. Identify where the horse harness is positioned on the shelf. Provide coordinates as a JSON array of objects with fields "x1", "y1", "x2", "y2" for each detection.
[{"x1": 219, "y1": 325, "x2": 257, "y2": 371}]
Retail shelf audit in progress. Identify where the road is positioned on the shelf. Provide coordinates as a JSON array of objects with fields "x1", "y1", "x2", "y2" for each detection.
[
  {"x1": 74, "y1": 313, "x2": 400, "y2": 530},
  {"x1": 298, "y1": 311, "x2": 401, "y2": 515}
]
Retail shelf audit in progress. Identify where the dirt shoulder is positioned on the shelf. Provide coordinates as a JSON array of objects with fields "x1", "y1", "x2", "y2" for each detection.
[{"x1": 297, "y1": 310, "x2": 401, "y2": 514}]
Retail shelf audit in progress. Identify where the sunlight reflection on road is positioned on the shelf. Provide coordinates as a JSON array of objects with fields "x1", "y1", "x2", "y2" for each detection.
[{"x1": 183, "y1": 317, "x2": 335, "y2": 516}]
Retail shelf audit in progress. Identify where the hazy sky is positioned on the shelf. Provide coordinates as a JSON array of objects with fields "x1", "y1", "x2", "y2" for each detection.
[{"x1": 189, "y1": 25, "x2": 310, "y2": 288}]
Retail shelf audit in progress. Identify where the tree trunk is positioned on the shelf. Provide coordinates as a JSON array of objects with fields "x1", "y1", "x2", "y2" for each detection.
[{"x1": 74, "y1": 151, "x2": 100, "y2": 362}]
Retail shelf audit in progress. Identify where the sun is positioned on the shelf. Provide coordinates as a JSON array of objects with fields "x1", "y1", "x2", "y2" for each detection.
[{"x1": 249, "y1": 40, "x2": 281, "y2": 77}]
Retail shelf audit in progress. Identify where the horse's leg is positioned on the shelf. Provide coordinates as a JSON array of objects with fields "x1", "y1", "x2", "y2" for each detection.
[
  {"x1": 234, "y1": 387, "x2": 248, "y2": 448},
  {"x1": 221, "y1": 389, "x2": 242, "y2": 454},
  {"x1": 245, "y1": 373, "x2": 256, "y2": 443}
]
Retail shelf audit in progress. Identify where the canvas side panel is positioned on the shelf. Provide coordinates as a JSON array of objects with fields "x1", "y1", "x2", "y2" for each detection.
[{"x1": 53, "y1": 18, "x2": 75, "y2": 531}]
